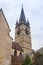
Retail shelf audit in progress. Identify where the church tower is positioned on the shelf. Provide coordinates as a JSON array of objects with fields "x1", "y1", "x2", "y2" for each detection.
[{"x1": 15, "y1": 7, "x2": 32, "y2": 54}]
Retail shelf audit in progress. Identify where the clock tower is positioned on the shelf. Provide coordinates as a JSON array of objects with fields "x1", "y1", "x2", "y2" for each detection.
[{"x1": 15, "y1": 7, "x2": 32, "y2": 54}]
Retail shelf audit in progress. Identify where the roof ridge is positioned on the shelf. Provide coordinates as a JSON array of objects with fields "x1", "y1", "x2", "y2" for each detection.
[{"x1": 0, "y1": 8, "x2": 11, "y2": 31}]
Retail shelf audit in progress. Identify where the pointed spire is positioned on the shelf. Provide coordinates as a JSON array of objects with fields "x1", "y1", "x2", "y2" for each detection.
[{"x1": 19, "y1": 6, "x2": 26, "y2": 23}]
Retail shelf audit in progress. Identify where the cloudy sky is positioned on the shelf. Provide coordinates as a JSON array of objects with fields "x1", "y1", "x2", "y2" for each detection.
[{"x1": 0, "y1": 0, "x2": 43, "y2": 50}]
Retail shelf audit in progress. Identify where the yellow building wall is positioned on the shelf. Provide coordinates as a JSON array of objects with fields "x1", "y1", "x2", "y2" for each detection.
[{"x1": 0, "y1": 10, "x2": 12, "y2": 65}]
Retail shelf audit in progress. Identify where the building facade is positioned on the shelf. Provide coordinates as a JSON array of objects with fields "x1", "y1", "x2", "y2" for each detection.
[{"x1": 0, "y1": 8, "x2": 12, "y2": 65}]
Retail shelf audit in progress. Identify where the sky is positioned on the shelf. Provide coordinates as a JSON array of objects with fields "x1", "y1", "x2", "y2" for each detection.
[{"x1": 0, "y1": 0, "x2": 43, "y2": 50}]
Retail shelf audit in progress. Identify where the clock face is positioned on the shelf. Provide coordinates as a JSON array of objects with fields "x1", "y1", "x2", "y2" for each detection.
[{"x1": 17, "y1": 27, "x2": 20, "y2": 35}]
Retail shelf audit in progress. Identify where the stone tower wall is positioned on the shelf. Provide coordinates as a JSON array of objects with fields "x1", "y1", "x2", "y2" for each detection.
[{"x1": 15, "y1": 24, "x2": 32, "y2": 53}]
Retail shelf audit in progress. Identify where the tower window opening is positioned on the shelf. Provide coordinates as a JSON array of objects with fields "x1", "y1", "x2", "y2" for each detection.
[
  {"x1": 25, "y1": 27, "x2": 29, "y2": 35},
  {"x1": 17, "y1": 27, "x2": 20, "y2": 35}
]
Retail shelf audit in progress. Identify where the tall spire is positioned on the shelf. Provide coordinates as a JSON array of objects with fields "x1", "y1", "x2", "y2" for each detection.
[{"x1": 19, "y1": 6, "x2": 26, "y2": 23}]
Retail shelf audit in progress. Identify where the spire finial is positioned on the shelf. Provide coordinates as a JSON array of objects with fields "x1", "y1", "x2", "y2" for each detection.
[{"x1": 22, "y1": 4, "x2": 23, "y2": 8}]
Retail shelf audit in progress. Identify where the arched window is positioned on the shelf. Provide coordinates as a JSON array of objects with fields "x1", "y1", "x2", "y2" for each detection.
[
  {"x1": 14, "y1": 50, "x2": 17, "y2": 56},
  {"x1": 20, "y1": 52, "x2": 22, "y2": 55}
]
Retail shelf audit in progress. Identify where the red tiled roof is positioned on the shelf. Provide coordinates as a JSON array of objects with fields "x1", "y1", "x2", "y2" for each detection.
[
  {"x1": 11, "y1": 55, "x2": 24, "y2": 65},
  {"x1": 12, "y1": 42, "x2": 23, "y2": 52}
]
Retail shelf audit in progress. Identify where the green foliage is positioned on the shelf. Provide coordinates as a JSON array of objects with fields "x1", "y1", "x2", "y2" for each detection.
[
  {"x1": 33, "y1": 52, "x2": 43, "y2": 65},
  {"x1": 22, "y1": 55, "x2": 32, "y2": 65},
  {"x1": 21, "y1": 52, "x2": 43, "y2": 65},
  {"x1": 36, "y1": 52, "x2": 43, "y2": 65}
]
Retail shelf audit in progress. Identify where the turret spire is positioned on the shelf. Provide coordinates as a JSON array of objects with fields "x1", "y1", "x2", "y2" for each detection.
[{"x1": 19, "y1": 7, "x2": 26, "y2": 23}]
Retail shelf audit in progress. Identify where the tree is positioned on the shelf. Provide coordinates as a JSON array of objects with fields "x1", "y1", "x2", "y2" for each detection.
[
  {"x1": 36, "y1": 52, "x2": 43, "y2": 65},
  {"x1": 33, "y1": 52, "x2": 43, "y2": 65},
  {"x1": 22, "y1": 55, "x2": 32, "y2": 65}
]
